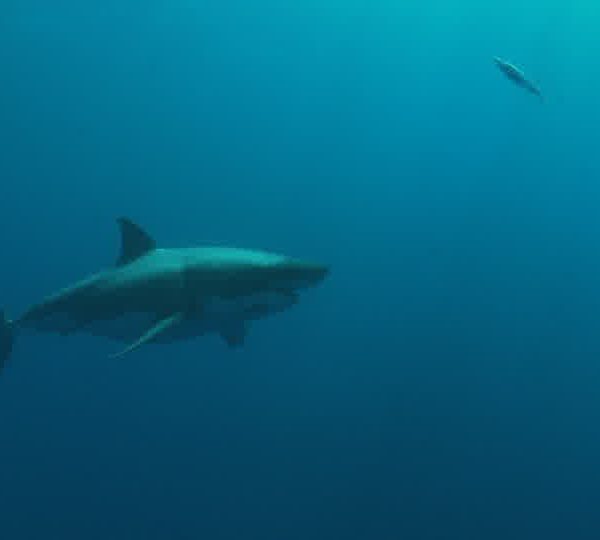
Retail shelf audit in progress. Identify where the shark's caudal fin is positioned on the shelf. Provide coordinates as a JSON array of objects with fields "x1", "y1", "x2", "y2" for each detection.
[
  {"x1": 116, "y1": 217, "x2": 156, "y2": 266},
  {"x1": 0, "y1": 310, "x2": 14, "y2": 371}
]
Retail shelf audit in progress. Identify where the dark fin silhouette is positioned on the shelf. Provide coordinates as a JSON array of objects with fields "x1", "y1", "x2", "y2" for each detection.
[
  {"x1": 116, "y1": 217, "x2": 156, "y2": 266},
  {"x1": 0, "y1": 310, "x2": 14, "y2": 371},
  {"x1": 220, "y1": 321, "x2": 247, "y2": 348},
  {"x1": 110, "y1": 312, "x2": 183, "y2": 358}
]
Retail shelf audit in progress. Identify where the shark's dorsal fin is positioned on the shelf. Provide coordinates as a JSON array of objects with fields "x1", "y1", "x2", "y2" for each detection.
[
  {"x1": 116, "y1": 217, "x2": 156, "y2": 266},
  {"x1": 110, "y1": 312, "x2": 183, "y2": 359}
]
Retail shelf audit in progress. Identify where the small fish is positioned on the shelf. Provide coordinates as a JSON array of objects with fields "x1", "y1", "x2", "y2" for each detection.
[{"x1": 493, "y1": 57, "x2": 543, "y2": 101}]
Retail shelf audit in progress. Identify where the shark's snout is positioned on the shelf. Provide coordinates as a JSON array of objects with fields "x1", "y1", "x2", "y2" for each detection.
[
  {"x1": 308, "y1": 263, "x2": 330, "y2": 284},
  {"x1": 277, "y1": 260, "x2": 330, "y2": 289},
  {"x1": 300, "y1": 263, "x2": 329, "y2": 287}
]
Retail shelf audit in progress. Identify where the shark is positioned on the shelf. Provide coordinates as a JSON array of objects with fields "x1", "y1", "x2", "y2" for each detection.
[
  {"x1": 493, "y1": 57, "x2": 543, "y2": 101},
  {"x1": 0, "y1": 218, "x2": 329, "y2": 369}
]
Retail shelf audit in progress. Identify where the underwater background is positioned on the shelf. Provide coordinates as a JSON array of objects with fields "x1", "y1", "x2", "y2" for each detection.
[{"x1": 2, "y1": 1, "x2": 600, "y2": 538}]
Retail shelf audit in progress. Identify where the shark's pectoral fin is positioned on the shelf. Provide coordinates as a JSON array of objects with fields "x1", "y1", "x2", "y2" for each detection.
[
  {"x1": 220, "y1": 321, "x2": 247, "y2": 349},
  {"x1": 110, "y1": 312, "x2": 183, "y2": 359}
]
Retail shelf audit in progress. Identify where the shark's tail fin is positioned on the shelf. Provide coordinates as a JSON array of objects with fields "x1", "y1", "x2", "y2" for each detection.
[{"x1": 0, "y1": 310, "x2": 14, "y2": 372}]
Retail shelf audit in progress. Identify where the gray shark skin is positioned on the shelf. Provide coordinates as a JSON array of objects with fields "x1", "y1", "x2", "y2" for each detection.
[
  {"x1": 493, "y1": 57, "x2": 543, "y2": 101},
  {"x1": 0, "y1": 218, "x2": 329, "y2": 369}
]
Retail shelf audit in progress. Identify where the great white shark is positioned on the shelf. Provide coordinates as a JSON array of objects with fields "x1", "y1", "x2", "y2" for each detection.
[{"x1": 0, "y1": 218, "x2": 329, "y2": 369}]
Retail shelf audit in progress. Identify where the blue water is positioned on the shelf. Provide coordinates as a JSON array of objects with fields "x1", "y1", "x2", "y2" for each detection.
[{"x1": 2, "y1": 2, "x2": 600, "y2": 538}]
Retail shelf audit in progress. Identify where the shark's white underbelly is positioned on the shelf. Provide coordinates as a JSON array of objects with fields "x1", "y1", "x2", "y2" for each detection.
[
  {"x1": 86, "y1": 313, "x2": 202, "y2": 342},
  {"x1": 30, "y1": 291, "x2": 295, "y2": 343},
  {"x1": 203, "y1": 291, "x2": 294, "y2": 317}
]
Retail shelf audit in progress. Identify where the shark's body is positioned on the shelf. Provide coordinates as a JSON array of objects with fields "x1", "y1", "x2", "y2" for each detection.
[
  {"x1": 493, "y1": 57, "x2": 543, "y2": 101},
  {"x1": 0, "y1": 218, "x2": 329, "y2": 368}
]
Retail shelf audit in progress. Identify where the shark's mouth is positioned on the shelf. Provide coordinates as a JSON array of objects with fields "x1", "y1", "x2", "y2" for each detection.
[{"x1": 203, "y1": 290, "x2": 298, "y2": 320}]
